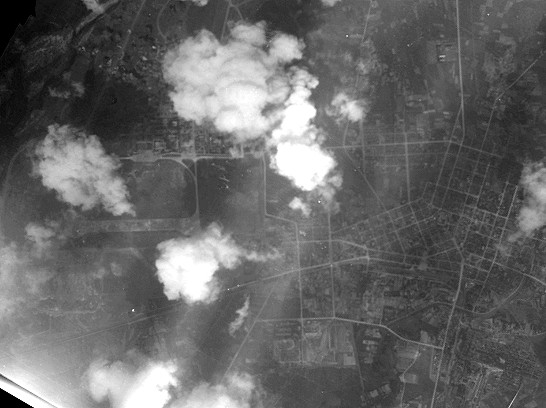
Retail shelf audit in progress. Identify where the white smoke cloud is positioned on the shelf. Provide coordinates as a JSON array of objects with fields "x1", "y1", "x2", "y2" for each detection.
[
  {"x1": 48, "y1": 87, "x2": 71, "y2": 99},
  {"x1": 272, "y1": 142, "x2": 341, "y2": 196},
  {"x1": 72, "y1": 82, "x2": 85, "y2": 97},
  {"x1": 0, "y1": 241, "x2": 52, "y2": 320},
  {"x1": 289, "y1": 197, "x2": 311, "y2": 217},
  {"x1": 48, "y1": 82, "x2": 85, "y2": 100},
  {"x1": 84, "y1": 355, "x2": 257, "y2": 408},
  {"x1": 320, "y1": 0, "x2": 343, "y2": 6},
  {"x1": 267, "y1": 68, "x2": 342, "y2": 202},
  {"x1": 515, "y1": 162, "x2": 546, "y2": 236},
  {"x1": 163, "y1": 22, "x2": 341, "y2": 203},
  {"x1": 81, "y1": 0, "x2": 105, "y2": 14},
  {"x1": 155, "y1": 223, "x2": 269, "y2": 304},
  {"x1": 329, "y1": 92, "x2": 368, "y2": 122},
  {"x1": 163, "y1": 22, "x2": 302, "y2": 141},
  {"x1": 24, "y1": 222, "x2": 61, "y2": 258},
  {"x1": 85, "y1": 358, "x2": 178, "y2": 408},
  {"x1": 0, "y1": 244, "x2": 25, "y2": 319},
  {"x1": 33, "y1": 124, "x2": 135, "y2": 217},
  {"x1": 229, "y1": 296, "x2": 250, "y2": 337},
  {"x1": 173, "y1": 372, "x2": 255, "y2": 408},
  {"x1": 269, "y1": 68, "x2": 318, "y2": 143},
  {"x1": 183, "y1": 0, "x2": 208, "y2": 6}
]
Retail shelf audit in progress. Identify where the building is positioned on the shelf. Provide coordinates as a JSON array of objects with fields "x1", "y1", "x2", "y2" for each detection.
[{"x1": 426, "y1": 41, "x2": 458, "y2": 64}]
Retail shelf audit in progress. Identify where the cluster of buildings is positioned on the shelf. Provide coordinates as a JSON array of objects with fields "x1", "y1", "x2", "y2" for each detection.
[
  {"x1": 441, "y1": 328, "x2": 545, "y2": 406},
  {"x1": 243, "y1": 319, "x2": 357, "y2": 368},
  {"x1": 302, "y1": 320, "x2": 357, "y2": 366},
  {"x1": 19, "y1": 0, "x2": 546, "y2": 405}
]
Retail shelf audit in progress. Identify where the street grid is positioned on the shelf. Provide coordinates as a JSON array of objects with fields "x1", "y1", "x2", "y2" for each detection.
[{"x1": 3, "y1": 0, "x2": 546, "y2": 406}]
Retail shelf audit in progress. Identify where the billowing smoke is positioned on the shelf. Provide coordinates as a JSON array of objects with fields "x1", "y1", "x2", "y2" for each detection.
[
  {"x1": 163, "y1": 22, "x2": 341, "y2": 203},
  {"x1": 289, "y1": 197, "x2": 311, "y2": 217},
  {"x1": 272, "y1": 142, "x2": 341, "y2": 198},
  {"x1": 515, "y1": 162, "x2": 546, "y2": 236},
  {"x1": 229, "y1": 296, "x2": 250, "y2": 337},
  {"x1": 81, "y1": 0, "x2": 104, "y2": 13},
  {"x1": 33, "y1": 124, "x2": 135, "y2": 217},
  {"x1": 320, "y1": 0, "x2": 343, "y2": 6},
  {"x1": 155, "y1": 223, "x2": 269, "y2": 304},
  {"x1": 329, "y1": 92, "x2": 368, "y2": 122},
  {"x1": 268, "y1": 68, "x2": 342, "y2": 201},
  {"x1": 48, "y1": 81, "x2": 85, "y2": 99},
  {"x1": 84, "y1": 355, "x2": 257, "y2": 408},
  {"x1": 25, "y1": 222, "x2": 60, "y2": 258},
  {"x1": 0, "y1": 243, "x2": 26, "y2": 319},
  {"x1": 85, "y1": 358, "x2": 178, "y2": 408},
  {"x1": 163, "y1": 22, "x2": 302, "y2": 141},
  {"x1": 183, "y1": 0, "x2": 208, "y2": 5},
  {"x1": 0, "y1": 241, "x2": 51, "y2": 320}
]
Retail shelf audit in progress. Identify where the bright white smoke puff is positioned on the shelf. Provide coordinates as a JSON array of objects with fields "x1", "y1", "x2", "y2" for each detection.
[
  {"x1": 155, "y1": 223, "x2": 268, "y2": 304},
  {"x1": 273, "y1": 142, "x2": 342, "y2": 196},
  {"x1": 269, "y1": 68, "x2": 318, "y2": 144},
  {"x1": 85, "y1": 359, "x2": 177, "y2": 408},
  {"x1": 33, "y1": 124, "x2": 135, "y2": 216},
  {"x1": 329, "y1": 92, "x2": 368, "y2": 122},
  {"x1": 81, "y1": 0, "x2": 105, "y2": 13},
  {"x1": 163, "y1": 22, "x2": 302, "y2": 141},
  {"x1": 163, "y1": 22, "x2": 341, "y2": 202},
  {"x1": 173, "y1": 372, "x2": 255, "y2": 408},
  {"x1": 84, "y1": 355, "x2": 257, "y2": 408},
  {"x1": 182, "y1": 0, "x2": 208, "y2": 5},
  {"x1": 229, "y1": 296, "x2": 250, "y2": 337},
  {"x1": 25, "y1": 222, "x2": 59, "y2": 257},
  {"x1": 321, "y1": 0, "x2": 343, "y2": 5},
  {"x1": 289, "y1": 197, "x2": 311, "y2": 217},
  {"x1": 516, "y1": 162, "x2": 546, "y2": 236},
  {"x1": 72, "y1": 82, "x2": 85, "y2": 97},
  {"x1": 268, "y1": 68, "x2": 342, "y2": 202}
]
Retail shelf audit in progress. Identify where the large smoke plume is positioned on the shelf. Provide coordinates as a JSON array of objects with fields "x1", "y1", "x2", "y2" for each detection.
[
  {"x1": 85, "y1": 358, "x2": 178, "y2": 408},
  {"x1": 163, "y1": 22, "x2": 341, "y2": 203},
  {"x1": 0, "y1": 241, "x2": 52, "y2": 320},
  {"x1": 33, "y1": 124, "x2": 135, "y2": 217},
  {"x1": 84, "y1": 355, "x2": 257, "y2": 408},
  {"x1": 229, "y1": 296, "x2": 250, "y2": 337},
  {"x1": 155, "y1": 223, "x2": 269, "y2": 304},
  {"x1": 514, "y1": 162, "x2": 546, "y2": 237}
]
